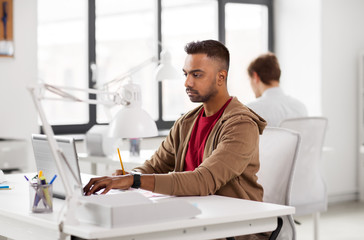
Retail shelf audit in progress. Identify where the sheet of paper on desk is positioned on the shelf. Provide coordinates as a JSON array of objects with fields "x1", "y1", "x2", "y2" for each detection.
[
  {"x1": 76, "y1": 191, "x2": 202, "y2": 228},
  {"x1": 129, "y1": 188, "x2": 171, "y2": 199},
  {"x1": 79, "y1": 191, "x2": 152, "y2": 205},
  {"x1": 105, "y1": 188, "x2": 171, "y2": 200}
]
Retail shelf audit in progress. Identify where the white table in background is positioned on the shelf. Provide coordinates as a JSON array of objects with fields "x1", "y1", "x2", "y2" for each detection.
[
  {"x1": 0, "y1": 173, "x2": 295, "y2": 240},
  {"x1": 78, "y1": 150, "x2": 154, "y2": 174}
]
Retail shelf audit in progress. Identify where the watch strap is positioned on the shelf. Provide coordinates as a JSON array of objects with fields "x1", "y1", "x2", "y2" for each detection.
[{"x1": 131, "y1": 172, "x2": 141, "y2": 189}]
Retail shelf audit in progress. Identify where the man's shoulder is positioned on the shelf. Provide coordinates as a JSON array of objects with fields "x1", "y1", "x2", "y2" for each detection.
[
  {"x1": 282, "y1": 94, "x2": 308, "y2": 113},
  {"x1": 245, "y1": 97, "x2": 271, "y2": 111},
  {"x1": 247, "y1": 89, "x2": 305, "y2": 108},
  {"x1": 224, "y1": 97, "x2": 254, "y2": 117},
  {"x1": 226, "y1": 96, "x2": 245, "y2": 109},
  {"x1": 223, "y1": 97, "x2": 267, "y2": 133}
]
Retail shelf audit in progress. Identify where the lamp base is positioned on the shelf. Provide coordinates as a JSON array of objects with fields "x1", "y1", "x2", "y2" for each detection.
[{"x1": 86, "y1": 125, "x2": 107, "y2": 156}]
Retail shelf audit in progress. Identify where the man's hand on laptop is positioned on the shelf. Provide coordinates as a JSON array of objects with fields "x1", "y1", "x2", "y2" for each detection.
[{"x1": 83, "y1": 175, "x2": 133, "y2": 196}]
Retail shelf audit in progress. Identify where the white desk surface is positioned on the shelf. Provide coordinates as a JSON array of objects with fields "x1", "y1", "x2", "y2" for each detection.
[{"x1": 0, "y1": 173, "x2": 294, "y2": 240}]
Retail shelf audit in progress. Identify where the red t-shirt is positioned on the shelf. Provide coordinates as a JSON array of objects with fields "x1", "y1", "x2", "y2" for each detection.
[{"x1": 184, "y1": 98, "x2": 232, "y2": 171}]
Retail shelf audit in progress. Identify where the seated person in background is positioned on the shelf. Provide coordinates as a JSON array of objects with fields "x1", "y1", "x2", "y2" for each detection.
[
  {"x1": 246, "y1": 53, "x2": 308, "y2": 127},
  {"x1": 84, "y1": 39, "x2": 268, "y2": 239}
]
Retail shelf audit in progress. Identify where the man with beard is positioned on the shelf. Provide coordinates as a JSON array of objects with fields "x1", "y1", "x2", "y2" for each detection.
[{"x1": 83, "y1": 41, "x2": 268, "y2": 239}]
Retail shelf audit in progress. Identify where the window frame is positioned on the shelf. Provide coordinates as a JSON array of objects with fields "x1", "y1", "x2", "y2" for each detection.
[{"x1": 47, "y1": 0, "x2": 273, "y2": 134}]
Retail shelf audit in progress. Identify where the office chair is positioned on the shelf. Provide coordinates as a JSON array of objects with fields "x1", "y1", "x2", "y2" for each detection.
[
  {"x1": 257, "y1": 127, "x2": 300, "y2": 240},
  {"x1": 279, "y1": 117, "x2": 328, "y2": 240}
]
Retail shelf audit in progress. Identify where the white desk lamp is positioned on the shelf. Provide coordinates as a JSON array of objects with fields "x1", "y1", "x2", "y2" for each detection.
[
  {"x1": 89, "y1": 51, "x2": 179, "y2": 155},
  {"x1": 28, "y1": 81, "x2": 158, "y2": 227},
  {"x1": 27, "y1": 54, "x2": 179, "y2": 227},
  {"x1": 155, "y1": 50, "x2": 180, "y2": 82},
  {"x1": 28, "y1": 80, "x2": 158, "y2": 194}
]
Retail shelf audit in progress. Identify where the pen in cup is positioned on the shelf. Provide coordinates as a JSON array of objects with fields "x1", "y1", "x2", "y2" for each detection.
[
  {"x1": 25, "y1": 175, "x2": 41, "y2": 208},
  {"x1": 49, "y1": 175, "x2": 57, "y2": 184},
  {"x1": 39, "y1": 176, "x2": 52, "y2": 208},
  {"x1": 117, "y1": 148, "x2": 125, "y2": 175},
  {"x1": 24, "y1": 175, "x2": 36, "y2": 189}
]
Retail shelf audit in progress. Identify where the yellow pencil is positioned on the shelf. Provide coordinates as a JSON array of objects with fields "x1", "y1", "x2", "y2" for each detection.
[
  {"x1": 38, "y1": 170, "x2": 43, "y2": 178},
  {"x1": 117, "y1": 148, "x2": 125, "y2": 175}
]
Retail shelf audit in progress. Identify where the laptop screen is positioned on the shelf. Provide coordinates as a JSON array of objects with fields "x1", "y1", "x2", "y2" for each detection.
[{"x1": 31, "y1": 134, "x2": 83, "y2": 199}]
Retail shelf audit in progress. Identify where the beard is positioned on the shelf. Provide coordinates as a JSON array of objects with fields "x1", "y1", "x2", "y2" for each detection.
[{"x1": 186, "y1": 81, "x2": 218, "y2": 103}]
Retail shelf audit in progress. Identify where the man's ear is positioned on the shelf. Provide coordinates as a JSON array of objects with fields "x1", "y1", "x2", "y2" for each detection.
[
  {"x1": 217, "y1": 70, "x2": 228, "y2": 85},
  {"x1": 252, "y1": 72, "x2": 261, "y2": 84}
]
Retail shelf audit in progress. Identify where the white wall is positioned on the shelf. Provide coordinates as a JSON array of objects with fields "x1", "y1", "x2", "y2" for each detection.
[
  {"x1": 0, "y1": 0, "x2": 38, "y2": 139},
  {"x1": 274, "y1": 0, "x2": 322, "y2": 115},
  {"x1": 321, "y1": 0, "x2": 364, "y2": 201},
  {"x1": 0, "y1": 0, "x2": 38, "y2": 170},
  {"x1": 275, "y1": 0, "x2": 364, "y2": 202}
]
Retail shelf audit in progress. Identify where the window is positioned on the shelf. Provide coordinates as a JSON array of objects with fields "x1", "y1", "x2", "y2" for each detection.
[
  {"x1": 225, "y1": 2, "x2": 270, "y2": 103},
  {"x1": 38, "y1": 0, "x2": 88, "y2": 127},
  {"x1": 161, "y1": 0, "x2": 218, "y2": 121},
  {"x1": 37, "y1": 0, "x2": 272, "y2": 134},
  {"x1": 95, "y1": 0, "x2": 156, "y2": 123}
]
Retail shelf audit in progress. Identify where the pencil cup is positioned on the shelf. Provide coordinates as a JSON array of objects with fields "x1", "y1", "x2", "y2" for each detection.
[{"x1": 29, "y1": 183, "x2": 53, "y2": 213}]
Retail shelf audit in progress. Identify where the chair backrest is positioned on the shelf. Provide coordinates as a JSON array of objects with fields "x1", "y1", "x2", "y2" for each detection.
[
  {"x1": 257, "y1": 127, "x2": 300, "y2": 240},
  {"x1": 279, "y1": 117, "x2": 328, "y2": 216}
]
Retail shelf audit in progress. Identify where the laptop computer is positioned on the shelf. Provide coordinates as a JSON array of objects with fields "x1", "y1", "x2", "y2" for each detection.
[{"x1": 31, "y1": 134, "x2": 83, "y2": 199}]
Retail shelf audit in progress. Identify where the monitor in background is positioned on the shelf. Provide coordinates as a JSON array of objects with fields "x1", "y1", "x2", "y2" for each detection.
[{"x1": 31, "y1": 134, "x2": 83, "y2": 199}]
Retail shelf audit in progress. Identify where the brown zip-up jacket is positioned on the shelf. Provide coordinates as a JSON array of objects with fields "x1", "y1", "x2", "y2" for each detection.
[{"x1": 134, "y1": 97, "x2": 267, "y2": 201}]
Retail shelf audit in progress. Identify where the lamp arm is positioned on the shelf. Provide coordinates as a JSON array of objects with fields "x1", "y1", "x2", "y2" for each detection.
[
  {"x1": 100, "y1": 56, "x2": 158, "y2": 89},
  {"x1": 28, "y1": 85, "x2": 75, "y2": 198},
  {"x1": 28, "y1": 61, "x2": 159, "y2": 228},
  {"x1": 28, "y1": 81, "x2": 148, "y2": 229},
  {"x1": 28, "y1": 79, "x2": 145, "y2": 198},
  {"x1": 59, "y1": 150, "x2": 82, "y2": 187},
  {"x1": 28, "y1": 82, "x2": 135, "y2": 199},
  {"x1": 42, "y1": 83, "x2": 130, "y2": 106}
]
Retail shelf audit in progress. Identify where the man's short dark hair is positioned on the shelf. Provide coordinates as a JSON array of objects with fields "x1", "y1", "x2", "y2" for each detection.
[
  {"x1": 184, "y1": 40, "x2": 230, "y2": 72},
  {"x1": 247, "y1": 52, "x2": 281, "y2": 85}
]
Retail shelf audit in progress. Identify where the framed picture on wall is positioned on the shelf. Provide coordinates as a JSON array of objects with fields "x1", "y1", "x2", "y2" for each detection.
[{"x1": 0, "y1": 0, "x2": 13, "y2": 57}]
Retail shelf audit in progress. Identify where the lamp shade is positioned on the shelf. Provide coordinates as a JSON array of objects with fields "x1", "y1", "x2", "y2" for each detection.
[
  {"x1": 107, "y1": 106, "x2": 158, "y2": 139},
  {"x1": 155, "y1": 50, "x2": 180, "y2": 81}
]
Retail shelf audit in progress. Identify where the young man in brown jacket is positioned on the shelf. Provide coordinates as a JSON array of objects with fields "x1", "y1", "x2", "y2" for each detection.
[{"x1": 84, "y1": 40, "x2": 268, "y2": 239}]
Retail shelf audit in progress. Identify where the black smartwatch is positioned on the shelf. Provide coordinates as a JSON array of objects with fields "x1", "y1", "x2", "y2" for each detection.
[{"x1": 131, "y1": 171, "x2": 142, "y2": 189}]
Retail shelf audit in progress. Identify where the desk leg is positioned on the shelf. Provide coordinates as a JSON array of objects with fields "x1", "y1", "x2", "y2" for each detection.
[{"x1": 313, "y1": 212, "x2": 320, "y2": 240}]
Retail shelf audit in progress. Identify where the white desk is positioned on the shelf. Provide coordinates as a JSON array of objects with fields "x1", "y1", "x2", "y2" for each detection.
[
  {"x1": 0, "y1": 140, "x2": 28, "y2": 171},
  {"x1": 78, "y1": 150, "x2": 155, "y2": 174},
  {"x1": 0, "y1": 174, "x2": 295, "y2": 240}
]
